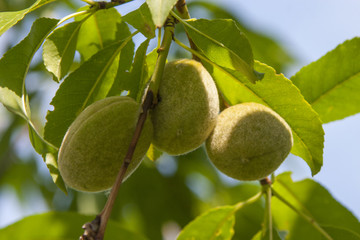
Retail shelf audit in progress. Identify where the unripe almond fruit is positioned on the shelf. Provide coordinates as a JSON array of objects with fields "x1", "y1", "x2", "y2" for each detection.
[
  {"x1": 206, "y1": 102, "x2": 293, "y2": 181},
  {"x1": 151, "y1": 59, "x2": 219, "y2": 155},
  {"x1": 58, "y1": 96, "x2": 153, "y2": 192}
]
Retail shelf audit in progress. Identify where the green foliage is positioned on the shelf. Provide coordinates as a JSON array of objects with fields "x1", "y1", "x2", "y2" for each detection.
[
  {"x1": 187, "y1": 0, "x2": 294, "y2": 72},
  {"x1": 75, "y1": 7, "x2": 126, "y2": 61},
  {"x1": 43, "y1": 21, "x2": 82, "y2": 81},
  {"x1": 123, "y1": 3, "x2": 155, "y2": 38},
  {"x1": 177, "y1": 206, "x2": 236, "y2": 240},
  {"x1": 146, "y1": 0, "x2": 178, "y2": 27},
  {"x1": 126, "y1": 39, "x2": 151, "y2": 101},
  {"x1": 44, "y1": 38, "x2": 131, "y2": 148},
  {"x1": 182, "y1": 18, "x2": 260, "y2": 83},
  {"x1": 0, "y1": 0, "x2": 55, "y2": 36},
  {"x1": 272, "y1": 172, "x2": 360, "y2": 240},
  {"x1": 291, "y1": 37, "x2": 360, "y2": 123},
  {"x1": 0, "y1": 1, "x2": 360, "y2": 239},
  {"x1": 0, "y1": 212, "x2": 148, "y2": 240},
  {"x1": 0, "y1": 17, "x2": 58, "y2": 118}
]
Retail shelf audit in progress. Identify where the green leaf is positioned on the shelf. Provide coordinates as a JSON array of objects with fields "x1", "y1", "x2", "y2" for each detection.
[
  {"x1": 251, "y1": 228, "x2": 285, "y2": 240},
  {"x1": 0, "y1": 211, "x2": 148, "y2": 240},
  {"x1": 0, "y1": 0, "x2": 55, "y2": 36},
  {"x1": 145, "y1": 0, "x2": 177, "y2": 27},
  {"x1": 146, "y1": 144, "x2": 163, "y2": 162},
  {"x1": 322, "y1": 226, "x2": 360, "y2": 240},
  {"x1": 107, "y1": 39, "x2": 135, "y2": 97},
  {"x1": 291, "y1": 37, "x2": 360, "y2": 123},
  {"x1": 76, "y1": 7, "x2": 124, "y2": 61},
  {"x1": 177, "y1": 206, "x2": 236, "y2": 240},
  {"x1": 43, "y1": 151, "x2": 67, "y2": 193},
  {"x1": 0, "y1": 17, "x2": 65, "y2": 191},
  {"x1": 43, "y1": 21, "x2": 82, "y2": 81},
  {"x1": 44, "y1": 39, "x2": 131, "y2": 147},
  {"x1": 0, "y1": 17, "x2": 58, "y2": 118},
  {"x1": 126, "y1": 39, "x2": 151, "y2": 101},
  {"x1": 272, "y1": 172, "x2": 360, "y2": 240},
  {"x1": 206, "y1": 61, "x2": 324, "y2": 175},
  {"x1": 187, "y1": 1, "x2": 294, "y2": 73},
  {"x1": 123, "y1": 3, "x2": 155, "y2": 38},
  {"x1": 183, "y1": 18, "x2": 259, "y2": 83}
]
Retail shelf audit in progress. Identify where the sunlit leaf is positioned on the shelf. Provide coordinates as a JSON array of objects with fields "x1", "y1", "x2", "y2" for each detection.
[
  {"x1": 272, "y1": 172, "x2": 360, "y2": 240},
  {"x1": 0, "y1": 0, "x2": 55, "y2": 36},
  {"x1": 187, "y1": 1, "x2": 294, "y2": 72},
  {"x1": 0, "y1": 17, "x2": 58, "y2": 118},
  {"x1": 291, "y1": 37, "x2": 360, "y2": 123},
  {"x1": 0, "y1": 17, "x2": 65, "y2": 191},
  {"x1": 43, "y1": 21, "x2": 82, "y2": 81},
  {"x1": 183, "y1": 18, "x2": 260, "y2": 83},
  {"x1": 206, "y1": 61, "x2": 324, "y2": 175},
  {"x1": 0, "y1": 211, "x2": 148, "y2": 240},
  {"x1": 177, "y1": 206, "x2": 236, "y2": 240},
  {"x1": 76, "y1": 7, "x2": 125, "y2": 61},
  {"x1": 126, "y1": 39, "x2": 151, "y2": 101},
  {"x1": 145, "y1": 0, "x2": 177, "y2": 27},
  {"x1": 44, "y1": 39, "x2": 130, "y2": 147},
  {"x1": 123, "y1": 3, "x2": 155, "y2": 38}
]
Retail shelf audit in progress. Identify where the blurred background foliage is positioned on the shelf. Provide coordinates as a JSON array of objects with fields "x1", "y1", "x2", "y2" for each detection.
[{"x1": 0, "y1": 0, "x2": 295, "y2": 239}]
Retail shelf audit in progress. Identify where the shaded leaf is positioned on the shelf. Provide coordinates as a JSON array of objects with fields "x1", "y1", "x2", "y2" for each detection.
[
  {"x1": 43, "y1": 152, "x2": 67, "y2": 194},
  {"x1": 0, "y1": 0, "x2": 55, "y2": 36},
  {"x1": 0, "y1": 17, "x2": 58, "y2": 118},
  {"x1": 0, "y1": 17, "x2": 66, "y2": 191},
  {"x1": 146, "y1": 144, "x2": 163, "y2": 162},
  {"x1": 177, "y1": 206, "x2": 236, "y2": 240},
  {"x1": 145, "y1": 0, "x2": 177, "y2": 27},
  {"x1": 146, "y1": 47, "x2": 159, "y2": 76},
  {"x1": 183, "y1": 18, "x2": 259, "y2": 83},
  {"x1": 291, "y1": 37, "x2": 360, "y2": 123},
  {"x1": 206, "y1": 61, "x2": 324, "y2": 175},
  {"x1": 251, "y1": 228, "x2": 285, "y2": 240},
  {"x1": 0, "y1": 211, "x2": 148, "y2": 240},
  {"x1": 322, "y1": 226, "x2": 360, "y2": 240},
  {"x1": 126, "y1": 39, "x2": 151, "y2": 101},
  {"x1": 44, "y1": 39, "x2": 130, "y2": 147},
  {"x1": 272, "y1": 172, "x2": 360, "y2": 240},
  {"x1": 107, "y1": 39, "x2": 135, "y2": 97},
  {"x1": 76, "y1": 7, "x2": 124, "y2": 61},
  {"x1": 43, "y1": 21, "x2": 82, "y2": 81},
  {"x1": 123, "y1": 3, "x2": 155, "y2": 38}
]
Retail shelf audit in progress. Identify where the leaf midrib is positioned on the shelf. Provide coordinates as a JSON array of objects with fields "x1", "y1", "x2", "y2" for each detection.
[{"x1": 310, "y1": 71, "x2": 360, "y2": 106}]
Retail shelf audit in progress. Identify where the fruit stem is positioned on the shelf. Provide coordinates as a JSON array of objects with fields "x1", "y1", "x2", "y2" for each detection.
[
  {"x1": 272, "y1": 188, "x2": 334, "y2": 240},
  {"x1": 261, "y1": 178, "x2": 273, "y2": 240},
  {"x1": 148, "y1": 16, "x2": 176, "y2": 102},
  {"x1": 175, "y1": 0, "x2": 200, "y2": 61}
]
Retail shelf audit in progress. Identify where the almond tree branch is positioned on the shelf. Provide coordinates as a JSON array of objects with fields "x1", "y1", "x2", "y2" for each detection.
[{"x1": 80, "y1": 16, "x2": 176, "y2": 240}]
